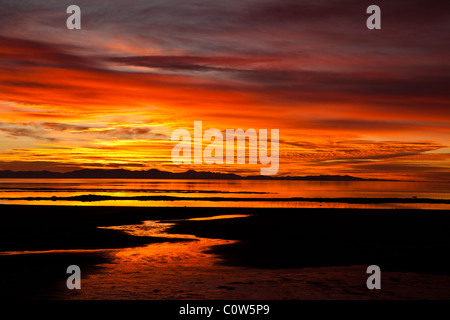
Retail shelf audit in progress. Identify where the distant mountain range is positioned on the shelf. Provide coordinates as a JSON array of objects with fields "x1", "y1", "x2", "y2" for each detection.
[{"x1": 0, "y1": 168, "x2": 391, "y2": 181}]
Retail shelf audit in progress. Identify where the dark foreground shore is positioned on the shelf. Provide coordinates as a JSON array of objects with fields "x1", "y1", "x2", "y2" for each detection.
[
  {"x1": 168, "y1": 209, "x2": 450, "y2": 274},
  {"x1": 0, "y1": 205, "x2": 449, "y2": 299}
]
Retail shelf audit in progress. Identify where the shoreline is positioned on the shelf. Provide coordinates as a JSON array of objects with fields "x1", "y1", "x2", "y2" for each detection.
[
  {"x1": 1, "y1": 195, "x2": 450, "y2": 203},
  {"x1": 0, "y1": 205, "x2": 449, "y2": 299}
]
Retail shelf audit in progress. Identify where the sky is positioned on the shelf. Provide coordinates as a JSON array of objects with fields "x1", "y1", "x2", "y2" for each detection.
[{"x1": 0, "y1": 0, "x2": 449, "y2": 181}]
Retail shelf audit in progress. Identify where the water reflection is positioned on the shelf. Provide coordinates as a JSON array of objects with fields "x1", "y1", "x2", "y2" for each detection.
[
  {"x1": 0, "y1": 179, "x2": 449, "y2": 209},
  {"x1": 61, "y1": 216, "x2": 240, "y2": 299}
]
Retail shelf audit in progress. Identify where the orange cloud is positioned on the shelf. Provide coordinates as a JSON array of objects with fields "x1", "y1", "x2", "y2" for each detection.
[{"x1": 0, "y1": 1, "x2": 449, "y2": 181}]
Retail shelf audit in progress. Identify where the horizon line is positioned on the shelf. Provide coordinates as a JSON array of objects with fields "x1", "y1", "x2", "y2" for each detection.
[{"x1": 0, "y1": 167, "x2": 410, "y2": 182}]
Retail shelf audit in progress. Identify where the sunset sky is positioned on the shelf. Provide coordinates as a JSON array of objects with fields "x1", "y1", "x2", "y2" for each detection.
[{"x1": 0, "y1": 0, "x2": 449, "y2": 181}]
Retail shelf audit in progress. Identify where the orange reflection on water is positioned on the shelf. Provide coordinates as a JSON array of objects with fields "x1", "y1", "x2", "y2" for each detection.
[
  {"x1": 67, "y1": 218, "x2": 237, "y2": 299},
  {"x1": 98, "y1": 216, "x2": 237, "y2": 267},
  {"x1": 3, "y1": 199, "x2": 449, "y2": 210},
  {"x1": 1, "y1": 179, "x2": 450, "y2": 210},
  {"x1": 188, "y1": 214, "x2": 250, "y2": 221}
]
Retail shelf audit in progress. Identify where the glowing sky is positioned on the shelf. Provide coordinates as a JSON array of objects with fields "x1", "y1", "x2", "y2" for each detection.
[{"x1": 0, "y1": 0, "x2": 449, "y2": 180}]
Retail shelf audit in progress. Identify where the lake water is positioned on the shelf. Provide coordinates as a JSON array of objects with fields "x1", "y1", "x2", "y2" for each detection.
[{"x1": 0, "y1": 179, "x2": 449, "y2": 209}]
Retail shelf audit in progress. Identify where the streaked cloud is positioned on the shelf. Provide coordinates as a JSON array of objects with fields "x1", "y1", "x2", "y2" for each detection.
[{"x1": 0, "y1": 0, "x2": 449, "y2": 180}]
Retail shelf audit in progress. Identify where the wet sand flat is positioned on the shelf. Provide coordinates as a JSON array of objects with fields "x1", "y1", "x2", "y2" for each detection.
[{"x1": 0, "y1": 205, "x2": 449, "y2": 299}]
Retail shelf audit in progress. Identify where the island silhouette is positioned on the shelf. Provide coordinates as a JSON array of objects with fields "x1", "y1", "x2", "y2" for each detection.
[{"x1": 0, "y1": 168, "x2": 391, "y2": 181}]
